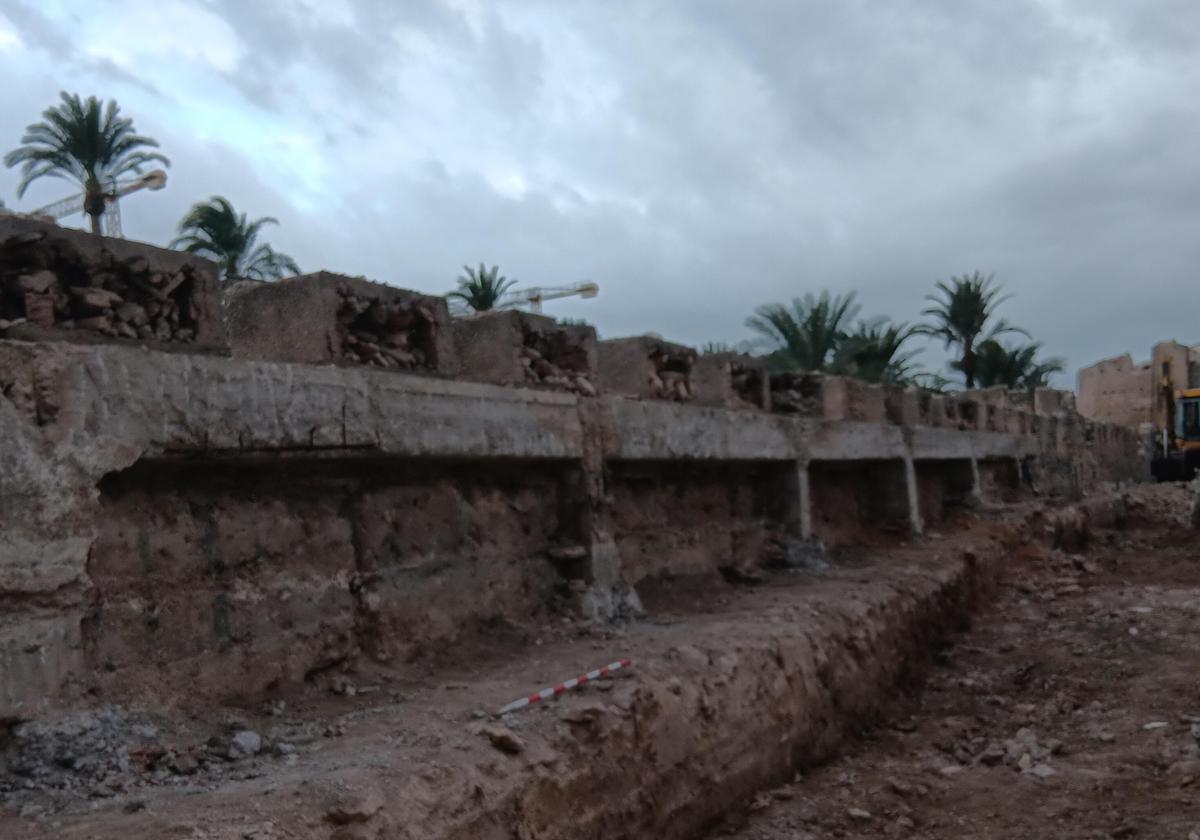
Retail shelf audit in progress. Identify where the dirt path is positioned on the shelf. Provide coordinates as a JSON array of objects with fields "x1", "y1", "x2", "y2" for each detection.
[{"x1": 707, "y1": 485, "x2": 1200, "y2": 840}]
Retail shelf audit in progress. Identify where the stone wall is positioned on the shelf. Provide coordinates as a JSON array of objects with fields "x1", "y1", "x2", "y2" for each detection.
[
  {"x1": 1077, "y1": 340, "x2": 1200, "y2": 428},
  {"x1": 0, "y1": 216, "x2": 224, "y2": 353},
  {"x1": 1077, "y1": 354, "x2": 1151, "y2": 427},
  {"x1": 0, "y1": 228, "x2": 1148, "y2": 720}
]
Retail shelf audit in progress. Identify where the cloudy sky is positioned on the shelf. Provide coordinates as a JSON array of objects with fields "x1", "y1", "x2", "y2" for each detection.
[{"x1": 1, "y1": 0, "x2": 1198, "y2": 385}]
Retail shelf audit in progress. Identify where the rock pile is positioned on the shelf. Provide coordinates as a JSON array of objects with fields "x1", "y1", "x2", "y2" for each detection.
[
  {"x1": 520, "y1": 325, "x2": 596, "y2": 395},
  {"x1": 336, "y1": 285, "x2": 438, "y2": 370},
  {"x1": 647, "y1": 345, "x2": 697, "y2": 402},
  {"x1": 769, "y1": 372, "x2": 822, "y2": 415},
  {"x1": 0, "y1": 233, "x2": 199, "y2": 342},
  {"x1": 1, "y1": 709, "x2": 156, "y2": 796},
  {"x1": 730, "y1": 360, "x2": 765, "y2": 408}
]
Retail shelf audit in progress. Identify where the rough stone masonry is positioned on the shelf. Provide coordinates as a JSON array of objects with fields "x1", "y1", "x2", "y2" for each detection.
[{"x1": 0, "y1": 216, "x2": 1144, "y2": 723}]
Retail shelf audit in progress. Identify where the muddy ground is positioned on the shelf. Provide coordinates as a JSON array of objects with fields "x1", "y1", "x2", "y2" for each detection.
[
  {"x1": 3, "y1": 484, "x2": 1196, "y2": 840},
  {"x1": 710, "y1": 483, "x2": 1200, "y2": 840}
]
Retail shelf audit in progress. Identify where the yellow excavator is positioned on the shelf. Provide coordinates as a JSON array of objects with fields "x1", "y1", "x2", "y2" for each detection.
[{"x1": 1150, "y1": 360, "x2": 1200, "y2": 481}]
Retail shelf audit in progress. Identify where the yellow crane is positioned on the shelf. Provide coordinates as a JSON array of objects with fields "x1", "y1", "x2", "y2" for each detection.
[
  {"x1": 499, "y1": 282, "x2": 598, "y2": 314},
  {"x1": 447, "y1": 281, "x2": 599, "y2": 317},
  {"x1": 26, "y1": 169, "x2": 168, "y2": 238}
]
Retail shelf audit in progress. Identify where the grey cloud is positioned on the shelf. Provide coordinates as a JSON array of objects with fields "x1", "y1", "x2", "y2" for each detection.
[
  {"x1": 0, "y1": 0, "x2": 165, "y2": 96},
  {"x1": 2, "y1": 0, "x2": 1199, "y2": 385}
]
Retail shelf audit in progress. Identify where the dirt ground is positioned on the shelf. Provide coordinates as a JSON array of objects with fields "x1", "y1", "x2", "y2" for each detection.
[
  {"x1": 5, "y1": 484, "x2": 1196, "y2": 840},
  {"x1": 709, "y1": 483, "x2": 1200, "y2": 840}
]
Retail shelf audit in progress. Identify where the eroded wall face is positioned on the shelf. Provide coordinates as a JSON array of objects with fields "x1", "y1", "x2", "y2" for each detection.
[
  {"x1": 915, "y1": 460, "x2": 976, "y2": 529},
  {"x1": 85, "y1": 459, "x2": 567, "y2": 703},
  {"x1": 607, "y1": 462, "x2": 789, "y2": 585},
  {"x1": 808, "y1": 460, "x2": 911, "y2": 545}
]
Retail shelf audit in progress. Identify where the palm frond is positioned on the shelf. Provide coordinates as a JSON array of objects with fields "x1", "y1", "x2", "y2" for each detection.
[
  {"x1": 745, "y1": 291, "x2": 859, "y2": 372},
  {"x1": 171, "y1": 195, "x2": 298, "y2": 283},
  {"x1": 446, "y1": 263, "x2": 517, "y2": 312},
  {"x1": 4, "y1": 92, "x2": 169, "y2": 218}
]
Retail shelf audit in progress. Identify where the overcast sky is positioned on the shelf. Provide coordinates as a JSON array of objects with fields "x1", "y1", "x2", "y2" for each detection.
[{"x1": 1, "y1": 0, "x2": 1198, "y2": 385}]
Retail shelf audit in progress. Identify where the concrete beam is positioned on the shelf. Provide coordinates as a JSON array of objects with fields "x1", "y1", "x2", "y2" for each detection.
[{"x1": 600, "y1": 397, "x2": 798, "y2": 461}]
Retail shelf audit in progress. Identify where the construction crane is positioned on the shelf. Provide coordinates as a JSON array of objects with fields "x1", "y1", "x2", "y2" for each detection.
[
  {"x1": 28, "y1": 169, "x2": 168, "y2": 238},
  {"x1": 499, "y1": 282, "x2": 599, "y2": 314}
]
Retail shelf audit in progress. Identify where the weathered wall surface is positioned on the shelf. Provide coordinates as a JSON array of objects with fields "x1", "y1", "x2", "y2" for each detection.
[
  {"x1": 0, "y1": 213, "x2": 1150, "y2": 724},
  {"x1": 85, "y1": 458, "x2": 568, "y2": 704},
  {"x1": 608, "y1": 461, "x2": 788, "y2": 587},
  {"x1": 1077, "y1": 354, "x2": 1151, "y2": 427},
  {"x1": 0, "y1": 217, "x2": 224, "y2": 353},
  {"x1": 1077, "y1": 340, "x2": 1200, "y2": 427},
  {"x1": 0, "y1": 331, "x2": 1146, "y2": 719},
  {"x1": 226, "y1": 271, "x2": 453, "y2": 374}
]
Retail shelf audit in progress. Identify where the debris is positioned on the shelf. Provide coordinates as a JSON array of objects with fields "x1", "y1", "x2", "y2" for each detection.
[
  {"x1": 229, "y1": 731, "x2": 263, "y2": 759},
  {"x1": 336, "y1": 287, "x2": 436, "y2": 371},
  {"x1": 323, "y1": 782, "x2": 384, "y2": 825},
  {"x1": 1167, "y1": 760, "x2": 1200, "y2": 786},
  {"x1": 516, "y1": 325, "x2": 597, "y2": 396},
  {"x1": 847, "y1": 807, "x2": 873, "y2": 821},
  {"x1": 479, "y1": 725, "x2": 525, "y2": 755},
  {"x1": 1026, "y1": 764, "x2": 1057, "y2": 778}
]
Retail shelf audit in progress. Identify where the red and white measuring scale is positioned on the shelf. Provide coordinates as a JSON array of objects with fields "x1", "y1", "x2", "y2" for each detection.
[{"x1": 497, "y1": 659, "x2": 632, "y2": 715}]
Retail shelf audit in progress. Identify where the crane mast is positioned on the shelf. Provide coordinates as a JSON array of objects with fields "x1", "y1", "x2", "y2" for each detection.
[{"x1": 28, "y1": 169, "x2": 167, "y2": 237}]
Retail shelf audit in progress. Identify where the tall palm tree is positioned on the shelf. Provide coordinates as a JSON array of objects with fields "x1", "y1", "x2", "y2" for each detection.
[
  {"x1": 832, "y1": 319, "x2": 920, "y2": 384},
  {"x1": 4, "y1": 92, "x2": 169, "y2": 235},
  {"x1": 447, "y1": 263, "x2": 516, "y2": 312},
  {"x1": 746, "y1": 291, "x2": 859, "y2": 372},
  {"x1": 968, "y1": 340, "x2": 1064, "y2": 391},
  {"x1": 918, "y1": 272, "x2": 1027, "y2": 388},
  {"x1": 171, "y1": 196, "x2": 300, "y2": 283}
]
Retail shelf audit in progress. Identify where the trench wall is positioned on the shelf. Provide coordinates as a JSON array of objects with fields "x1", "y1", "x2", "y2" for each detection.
[
  {"x1": 85, "y1": 458, "x2": 570, "y2": 704},
  {"x1": 0, "y1": 226, "x2": 1148, "y2": 719}
]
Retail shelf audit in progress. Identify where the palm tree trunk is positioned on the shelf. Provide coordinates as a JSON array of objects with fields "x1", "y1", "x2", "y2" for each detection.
[
  {"x1": 962, "y1": 346, "x2": 976, "y2": 389},
  {"x1": 83, "y1": 179, "x2": 105, "y2": 236}
]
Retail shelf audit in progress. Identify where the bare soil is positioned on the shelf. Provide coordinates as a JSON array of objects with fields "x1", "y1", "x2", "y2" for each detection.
[
  {"x1": 709, "y1": 484, "x2": 1200, "y2": 840},
  {"x1": 5, "y1": 485, "x2": 1195, "y2": 840}
]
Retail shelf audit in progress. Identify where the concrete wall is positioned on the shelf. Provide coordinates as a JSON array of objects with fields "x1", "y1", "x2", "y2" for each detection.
[
  {"x1": 0, "y1": 336, "x2": 1146, "y2": 719},
  {"x1": 450, "y1": 309, "x2": 598, "y2": 395},
  {"x1": 0, "y1": 234, "x2": 1149, "y2": 720},
  {"x1": 227, "y1": 271, "x2": 453, "y2": 374}
]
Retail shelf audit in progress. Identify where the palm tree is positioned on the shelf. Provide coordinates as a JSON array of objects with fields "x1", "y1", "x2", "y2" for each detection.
[
  {"x1": 746, "y1": 291, "x2": 859, "y2": 372},
  {"x1": 171, "y1": 197, "x2": 300, "y2": 283},
  {"x1": 968, "y1": 340, "x2": 1065, "y2": 391},
  {"x1": 4, "y1": 92, "x2": 169, "y2": 235},
  {"x1": 832, "y1": 319, "x2": 920, "y2": 384},
  {"x1": 447, "y1": 263, "x2": 516, "y2": 312},
  {"x1": 918, "y1": 272, "x2": 1027, "y2": 388}
]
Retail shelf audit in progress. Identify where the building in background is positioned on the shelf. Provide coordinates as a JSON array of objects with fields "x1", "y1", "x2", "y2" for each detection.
[{"x1": 1077, "y1": 340, "x2": 1200, "y2": 427}]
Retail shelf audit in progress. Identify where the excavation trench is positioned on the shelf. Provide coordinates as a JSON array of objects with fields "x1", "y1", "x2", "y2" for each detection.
[{"x1": 5, "y1": 516, "x2": 1019, "y2": 839}]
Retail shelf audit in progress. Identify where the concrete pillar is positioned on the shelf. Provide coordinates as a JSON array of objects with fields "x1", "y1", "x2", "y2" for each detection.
[
  {"x1": 797, "y1": 463, "x2": 813, "y2": 540},
  {"x1": 903, "y1": 457, "x2": 923, "y2": 536},
  {"x1": 782, "y1": 461, "x2": 814, "y2": 540},
  {"x1": 969, "y1": 457, "x2": 984, "y2": 505}
]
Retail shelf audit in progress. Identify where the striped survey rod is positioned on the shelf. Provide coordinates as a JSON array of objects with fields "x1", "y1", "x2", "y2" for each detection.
[{"x1": 497, "y1": 659, "x2": 632, "y2": 715}]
